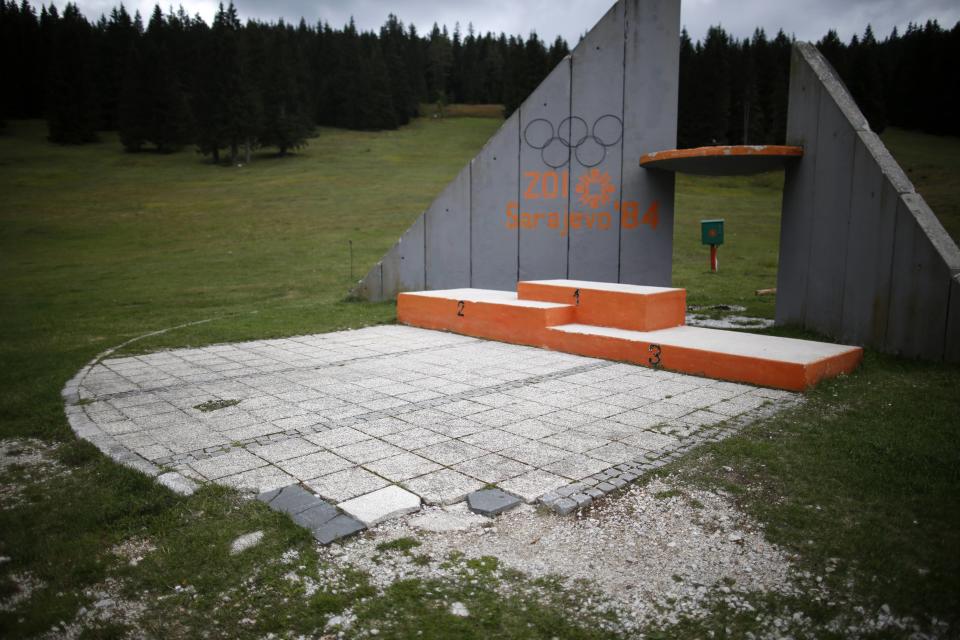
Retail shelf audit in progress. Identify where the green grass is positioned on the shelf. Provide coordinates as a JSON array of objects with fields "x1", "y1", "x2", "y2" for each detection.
[
  {"x1": 653, "y1": 348, "x2": 960, "y2": 636},
  {"x1": 1, "y1": 116, "x2": 959, "y2": 637}
]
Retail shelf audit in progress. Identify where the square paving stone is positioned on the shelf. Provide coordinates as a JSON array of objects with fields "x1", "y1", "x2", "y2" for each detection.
[
  {"x1": 498, "y1": 469, "x2": 568, "y2": 503},
  {"x1": 259, "y1": 484, "x2": 323, "y2": 515},
  {"x1": 306, "y1": 426, "x2": 371, "y2": 449},
  {"x1": 362, "y1": 452, "x2": 442, "y2": 482},
  {"x1": 334, "y1": 438, "x2": 405, "y2": 464},
  {"x1": 353, "y1": 417, "x2": 410, "y2": 437},
  {"x1": 338, "y1": 485, "x2": 421, "y2": 526},
  {"x1": 543, "y1": 454, "x2": 612, "y2": 480},
  {"x1": 461, "y1": 429, "x2": 530, "y2": 452},
  {"x1": 575, "y1": 420, "x2": 637, "y2": 440},
  {"x1": 291, "y1": 501, "x2": 339, "y2": 529},
  {"x1": 467, "y1": 489, "x2": 521, "y2": 516},
  {"x1": 587, "y1": 442, "x2": 640, "y2": 465},
  {"x1": 415, "y1": 440, "x2": 486, "y2": 466},
  {"x1": 381, "y1": 427, "x2": 449, "y2": 449},
  {"x1": 252, "y1": 438, "x2": 322, "y2": 463},
  {"x1": 541, "y1": 430, "x2": 609, "y2": 454},
  {"x1": 612, "y1": 410, "x2": 670, "y2": 429},
  {"x1": 305, "y1": 467, "x2": 390, "y2": 503},
  {"x1": 623, "y1": 431, "x2": 680, "y2": 452},
  {"x1": 402, "y1": 469, "x2": 485, "y2": 505},
  {"x1": 189, "y1": 449, "x2": 267, "y2": 480},
  {"x1": 452, "y1": 453, "x2": 533, "y2": 484},
  {"x1": 313, "y1": 514, "x2": 366, "y2": 544},
  {"x1": 642, "y1": 401, "x2": 692, "y2": 419},
  {"x1": 427, "y1": 418, "x2": 487, "y2": 438},
  {"x1": 219, "y1": 465, "x2": 295, "y2": 493},
  {"x1": 499, "y1": 441, "x2": 569, "y2": 467},
  {"x1": 500, "y1": 418, "x2": 561, "y2": 439},
  {"x1": 279, "y1": 451, "x2": 354, "y2": 480}
]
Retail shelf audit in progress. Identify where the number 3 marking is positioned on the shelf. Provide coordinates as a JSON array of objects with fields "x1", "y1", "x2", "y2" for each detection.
[{"x1": 648, "y1": 343, "x2": 662, "y2": 367}]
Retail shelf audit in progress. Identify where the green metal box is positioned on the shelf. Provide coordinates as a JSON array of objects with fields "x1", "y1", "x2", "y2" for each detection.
[{"x1": 701, "y1": 219, "x2": 725, "y2": 245}]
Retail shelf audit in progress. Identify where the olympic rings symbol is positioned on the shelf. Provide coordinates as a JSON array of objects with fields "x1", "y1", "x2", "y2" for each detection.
[{"x1": 522, "y1": 114, "x2": 623, "y2": 169}]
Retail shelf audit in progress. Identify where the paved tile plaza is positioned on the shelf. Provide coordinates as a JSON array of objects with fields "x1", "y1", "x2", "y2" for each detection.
[{"x1": 69, "y1": 325, "x2": 796, "y2": 517}]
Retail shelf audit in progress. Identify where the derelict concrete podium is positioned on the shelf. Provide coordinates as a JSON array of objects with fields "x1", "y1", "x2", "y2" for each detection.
[{"x1": 354, "y1": 0, "x2": 960, "y2": 364}]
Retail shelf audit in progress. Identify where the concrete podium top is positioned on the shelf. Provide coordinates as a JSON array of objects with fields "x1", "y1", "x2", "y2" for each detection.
[{"x1": 639, "y1": 145, "x2": 803, "y2": 175}]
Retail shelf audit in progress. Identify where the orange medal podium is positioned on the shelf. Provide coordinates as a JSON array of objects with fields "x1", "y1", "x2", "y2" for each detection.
[{"x1": 397, "y1": 280, "x2": 862, "y2": 392}]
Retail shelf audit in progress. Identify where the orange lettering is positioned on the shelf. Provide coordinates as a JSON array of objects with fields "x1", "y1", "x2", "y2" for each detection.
[
  {"x1": 541, "y1": 171, "x2": 559, "y2": 199},
  {"x1": 505, "y1": 201, "x2": 519, "y2": 229},
  {"x1": 621, "y1": 201, "x2": 639, "y2": 229},
  {"x1": 641, "y1": 200, "x2": 660, "y2": 230},
  {"x1": 523, "y1": 172, "x2": 540, "y2": 200}
]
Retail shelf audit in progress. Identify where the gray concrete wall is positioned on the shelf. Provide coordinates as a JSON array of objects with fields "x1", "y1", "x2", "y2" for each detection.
[
  {"x1": 355, "y1": 0, "x2": 680, "y2": 300},
  {"x1": 777, "y1": 42, "x2": 960, "y2": 362}
]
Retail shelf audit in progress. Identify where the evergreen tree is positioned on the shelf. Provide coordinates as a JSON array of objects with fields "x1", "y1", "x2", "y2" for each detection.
[
  {"x1": 259, "y1": 25, "x2": 312, "y2": 154},
  {"x1": 46, "y1": 3, "x2": 100, "y2": 143}
]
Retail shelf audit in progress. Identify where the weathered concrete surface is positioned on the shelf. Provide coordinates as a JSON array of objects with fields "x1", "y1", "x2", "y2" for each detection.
[
  {"x1": 355, "y1": 0, "x2": 681, "y2": 301},
  {"x1": 65, "y1": 325, "x2": 798, "y2": 520},
  {"x1": 777, "y1": 41, "x2": 960, "y2": 362}
]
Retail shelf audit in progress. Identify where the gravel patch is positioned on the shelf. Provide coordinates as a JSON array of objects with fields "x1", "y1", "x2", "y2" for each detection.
[{"x1": 316, "y1": 474, "x2": 800, "y2": 632}]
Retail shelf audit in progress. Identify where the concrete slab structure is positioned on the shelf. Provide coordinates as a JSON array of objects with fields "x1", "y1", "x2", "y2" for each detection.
[
  {"x1": 355, "y1": 0, "x2": 680, "y2": 300},
  {"x1": 354, "y1": 0, "x2": 960, "y2": 366}
]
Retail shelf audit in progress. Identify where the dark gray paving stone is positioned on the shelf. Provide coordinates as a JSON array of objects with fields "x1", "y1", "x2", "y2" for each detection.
[
  {"x1": 258, "y1": 484, "x2": 321, "y2": 515},
  {"x1": 313, "y1": 514, "x2": 365, "y2": 545},
  {"x1": 467, "y1": 488, "x2": 522, "y2": 516},
  {"x1": 553, "y1": 497, "x2": 578, "y2": 515},
  {"x1": 291, "y1": 502, "x2": 339, "y2": 529}
]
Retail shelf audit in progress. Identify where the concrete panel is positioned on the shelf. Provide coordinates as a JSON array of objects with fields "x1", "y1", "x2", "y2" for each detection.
[
  {"x1": 471, "y1": 111, "x2": 520, "y2": 290},
  {"x1": 802, "y1": 94, "x2": 857, "y2": 336},
  {"x1": 885, "y1": 193, "x2": 953, "y2": 360},
  {"x1": 425, "y1": 164, "x2": 471, "y2": 290},
  {"x1": 518, "y1": 59, "x2": 571, "y2": 281},
  {"x1": 379, "y1": 243, "x2": 402, "y2": 301},
  {"x1": 567, "y1": 1, "x2": 625, "y2": 282},
  {"x1": 840, "y1": 158, "x2": 898, "y2": 346},
  {"x1": 946, "y1": 273, "x2": 960, "y2": 363},
  {"x1": 620, "y1": 0, "x2": 680, "y2": 286},
  {"x1": 382, "y1": 215, "x2": 425, "y2": 295},
  {"x1": 776, "y1": 45, "x2": 822, "y2": 326},
  {"x1": 356, "y1": 261, "x2": 383, "y2": 302}
]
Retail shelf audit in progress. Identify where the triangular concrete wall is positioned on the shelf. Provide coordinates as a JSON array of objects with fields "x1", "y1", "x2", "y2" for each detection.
[
  {"x1": 776, "y1": 42, "x2": 960, "y2": 362},
  {"x1": 354, "y1": 0, "x2": 681, "y2": 301}
]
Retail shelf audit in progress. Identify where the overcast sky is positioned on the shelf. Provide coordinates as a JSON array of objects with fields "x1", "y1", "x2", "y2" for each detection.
[{"x1": 72, "y1": 0, "x2": 960, "y2": 44}]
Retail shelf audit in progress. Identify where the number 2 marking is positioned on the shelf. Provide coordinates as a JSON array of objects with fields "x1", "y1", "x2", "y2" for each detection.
[
  {"x1": 457, "y1": 300, "x2": 465, "y2": 317},
  {"x1": 648, "y1": 343, "x2": 662, "y2": 367}
]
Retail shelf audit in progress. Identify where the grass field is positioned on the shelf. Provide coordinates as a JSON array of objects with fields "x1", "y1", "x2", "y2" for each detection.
[{"x1": 0, "y1": 115, "x2": 958, "y2": 638}]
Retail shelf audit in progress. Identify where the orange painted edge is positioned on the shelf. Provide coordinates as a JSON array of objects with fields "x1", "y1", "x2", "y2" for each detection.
[
  {"x1": 640, "y1": 145, "x2": 804, "y2": 167},
  {"x1": 397, "y1": 293, "x2": 574, "y2": 348},
  {"x1": 542, "y1": 328, "x2": 860, "y2": 391}
]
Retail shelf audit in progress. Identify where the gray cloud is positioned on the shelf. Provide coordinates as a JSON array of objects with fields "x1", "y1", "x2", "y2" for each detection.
[{"x1": 73, "y1": 0, "x2": 959, "y2": 43}]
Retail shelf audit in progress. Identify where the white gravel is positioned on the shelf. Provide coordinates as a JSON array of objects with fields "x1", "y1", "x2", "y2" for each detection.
[{"x1": 317, "y1": 475, "x2": 802, "y2": 631}]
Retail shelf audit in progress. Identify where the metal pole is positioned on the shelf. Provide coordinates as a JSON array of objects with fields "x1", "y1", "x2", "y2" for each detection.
[{"x1": 710, "y1": 244, "x2": 718, "y2": 272}]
